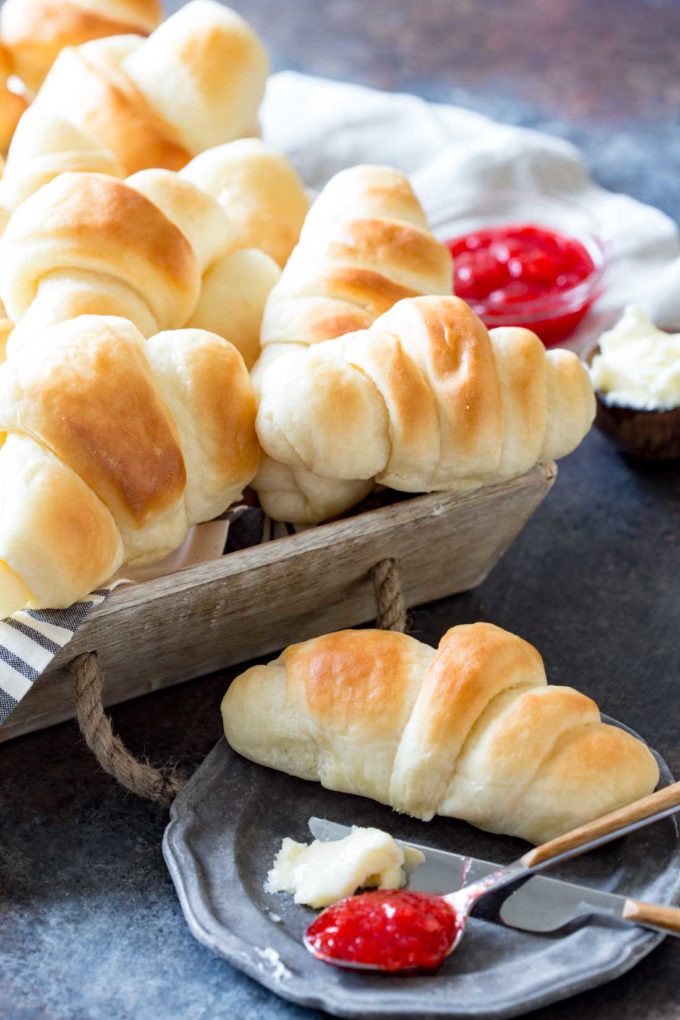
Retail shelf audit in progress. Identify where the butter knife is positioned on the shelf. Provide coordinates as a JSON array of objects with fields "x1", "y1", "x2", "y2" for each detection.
[{"x1": 308, "y1": 816, "x2": 680, "y2": 937}]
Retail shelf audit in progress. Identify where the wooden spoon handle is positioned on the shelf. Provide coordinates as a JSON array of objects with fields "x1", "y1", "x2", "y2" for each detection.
[
  {"x1": 521, "y1": 780, "x2": 680, "y2": 868},
  {"x1": 622, "y1": 899, "x2": 680, "y2": 936}
]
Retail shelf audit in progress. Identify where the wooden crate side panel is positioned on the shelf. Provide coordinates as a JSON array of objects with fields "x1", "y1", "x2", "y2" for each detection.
[{"x1": 0, "y1": 464, "x2": 555, "y2": 741}]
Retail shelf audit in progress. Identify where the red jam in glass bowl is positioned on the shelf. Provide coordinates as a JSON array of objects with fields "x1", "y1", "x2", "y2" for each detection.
[{"x1": 439, "y1": 191, "x2": 606, "y2": 347}]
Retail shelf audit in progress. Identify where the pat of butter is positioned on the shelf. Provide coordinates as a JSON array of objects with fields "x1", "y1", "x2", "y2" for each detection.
[
  {"x1": 590, "y1": 305, "x2": 680, "y2": 410},
  {"x1": 265, "y1": 826, "x2": 425, "y2": 908}
]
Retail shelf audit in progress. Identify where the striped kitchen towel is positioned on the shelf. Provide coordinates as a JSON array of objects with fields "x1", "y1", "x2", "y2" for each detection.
[
  {"x1": 0, "y1": 592, "x2": 110, "y2": 725},
  {"x1": 0, "y1": 507, "x2": 299, "y2": 728}
]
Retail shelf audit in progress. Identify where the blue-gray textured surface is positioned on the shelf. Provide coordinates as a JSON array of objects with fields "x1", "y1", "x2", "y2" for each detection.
[{"x1": 0, "y1": 1, "x2": 679, "y2": 1018}]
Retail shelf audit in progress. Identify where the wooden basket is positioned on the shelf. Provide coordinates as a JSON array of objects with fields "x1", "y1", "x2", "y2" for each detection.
[{"x1": 0, "y1": 462, "x2": 556, "y2": 743}]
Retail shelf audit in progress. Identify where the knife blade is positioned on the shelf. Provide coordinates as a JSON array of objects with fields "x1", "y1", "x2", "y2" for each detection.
[{"x1": 307, "y1": 816, "x2": 669, "y2": 934}]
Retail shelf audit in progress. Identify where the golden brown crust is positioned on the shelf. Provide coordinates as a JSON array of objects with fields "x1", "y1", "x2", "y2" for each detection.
[
  {"x1": 285, "y1": 629, "x2": 421, "y2": 738},
  {"x1": 351, "y1": 172, "x2": 426, "y2": 225},
  {"x1": 0, "y1": 172, "x2": 199, "y2": 329},
  {"x1": 515, "y1": 720, "x2": 661, "y2": 838},
  {"x1": 494, "y1": 327, "x2": 546, "y2": 410},
  {"x1": 0, "y1": 317, "x2": 13, "y2": 362},
  {"x1": 252, "y1": 165, "x2": 454, "y2": 523},
  {"x1": 389, "y1": 623, "x2": 549, "y2": 818},
  {"x1": 0, "y1": 314, "x2": 261, "y2": 613},
  {"x1": 51, "y1": 46, "x2": 191, "y2": 173},
  {"x1": 299, "y1": 165, "x2": 430, "y2": 236},
  {"x1": 222, "y1": 623, "x2": 660, "y2": 843},
  {"x1": 27, "y1": 2, "x2": 268, "y2": 173},
  {"x1": 417, "y1": 296, "x2": 504, "y2": 471},
  {"x1": 259, "y1": 167, "x2": 452, "y2": 356},
  {"x1": 446, "y1": 685, "x2": 600, "y2": 805},
  {"x1": 348, "y1": 329, "x2": 437, "y2": 469},
  {"x1": 419, "y1": 623, "x2": 545, "y2": 751},
  {"x1": 260, "y1": 297, "x2": 374, "y2": 348},
  {"x1": 323, "y1": 219, "x2": 453, "y2": 296},
  {"x1": 2, "y1": 0, "x2": 162, "y2": 91},
  {"x1": 173, "y1": 18, "x2": 255, "y2": 105},
  {"x1": 282, "y1": 219, "x2": 452, "y2": 319},
  {"x1": 306, "y1": 266, "x2": 420, "y2": 318},
  {"x1": 0, "y1": 92, "x2": 26, "y2": 154},
  {"x1": 173, "y1": 332, "x2": 260, "y2": 502},
  {"x1": 256, "y1": 295, "x2": 595, "y2": 507},
  {"x1": 302, "y1": 305, "x2": 374, "y2": 341},
  {"x1": 142, "y1": 327, "x2": 260, "y2": 525},
  {"x1": 0, "y1": 433, "x2": 124, "y2": 613},
  {"x1": 0, "y1": 317, "x2": 186, "y2": 529}
]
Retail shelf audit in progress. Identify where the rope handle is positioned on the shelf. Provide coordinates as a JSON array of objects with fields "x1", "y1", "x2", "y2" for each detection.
[
  {"x1": 70, "y1": 558, "x2": 406, "y2": 805},
  {"x1": 71, "y1": 652, "x2": 185, "y2": 806}
]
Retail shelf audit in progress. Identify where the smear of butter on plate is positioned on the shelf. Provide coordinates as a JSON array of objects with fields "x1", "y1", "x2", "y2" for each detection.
[{"x1": 266, "y1": 826, "x2": 424, "y2": 908}]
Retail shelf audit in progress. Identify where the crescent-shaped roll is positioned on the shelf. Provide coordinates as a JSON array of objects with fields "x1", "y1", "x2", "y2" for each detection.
[
  {"x1": 1, "y1": 0, "x2": 162, "y2": 93},
  {"x1": 0, "y1": 314, "x2": 259, "y2": 617},
  {"x1": 250, "y1": 164, "x2": 453, "y2": 523},
  {"x1": 0, "y1": 166, "x2": 280, "y2": 365},
  {"x1": 0, "y1": 171, "x2": 201, "y2": 349},
  {"x1": 255, "y1": 296, "x2": 595, "y2": 518},
  {"x1": 31, "y1": 0, "x2": 269, "y2": 174},
  {"x1": 180, "y1": 139, "x2": 310, "y2": 267},
  {"x1": 253, "y1": 164, "x2": 453, "y2": 384},
  {"x1": 221, "y1": 624, "x2": 660, "y2": 845}
]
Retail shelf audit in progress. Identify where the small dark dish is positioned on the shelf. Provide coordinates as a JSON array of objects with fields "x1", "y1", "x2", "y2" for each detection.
[{"x1": 585, "y1": 343, "x2": 680, "y2": 460}]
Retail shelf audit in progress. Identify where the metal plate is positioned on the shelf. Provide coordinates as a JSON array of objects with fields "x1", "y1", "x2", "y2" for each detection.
[{"x1": 163, "y1": 723, "x2": 679, "y2": 1019}]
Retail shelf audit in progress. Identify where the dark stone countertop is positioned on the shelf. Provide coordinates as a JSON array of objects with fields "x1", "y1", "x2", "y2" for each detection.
[{"x1": 0, "y1": 1, "x2": 678, "y2": 1018}]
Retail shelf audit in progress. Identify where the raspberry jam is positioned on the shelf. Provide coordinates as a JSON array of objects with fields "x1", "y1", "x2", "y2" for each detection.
[
  {"x1": 447, "y1": 223, "x2": 599, "y2": 346},
  {"x1": 304, "y1": 890, "x2": 461, "y2": 972}
]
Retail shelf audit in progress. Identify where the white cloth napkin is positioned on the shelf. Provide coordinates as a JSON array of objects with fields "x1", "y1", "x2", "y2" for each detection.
[{"x1": 1, "y1": 71, "x2": 678, "y2": 727}]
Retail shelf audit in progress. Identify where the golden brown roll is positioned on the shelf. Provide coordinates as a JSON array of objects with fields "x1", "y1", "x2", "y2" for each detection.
[
  {"x1": 0, "y1": 165, "x2": 280, "y2": 365},
  {"x1": 0, "y1": 171, "x2": 202, "y2": 349},
  {"x1": 0, "y1": 315, "x2": 259, "y2": 617},
  {"x1": 31, "y1": 0, "x2": 269, "y2": 173},
  {"x1": 254, "y1": 164, "x2": 453, "y2": 383},
  {"x1": 1, "y1": 0, "x2": 162, "y2": 93},
  {"x1": 222, "y1": 623, "x2": 660, "y2": 845},
  {"x1": 250, "y1": 163, "x2": 453, "y2": 522},
  {"x1": 255, "y1": 296, "x2": 595, "y2": 520}
]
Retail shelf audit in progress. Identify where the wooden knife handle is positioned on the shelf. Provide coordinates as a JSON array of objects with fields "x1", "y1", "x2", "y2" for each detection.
[
  {"x1": 521, "y1": 780, "x2": 680, "y2": 868},
  {"x1": 622, "y1": 899, "x2": 680, "y2": 935}
]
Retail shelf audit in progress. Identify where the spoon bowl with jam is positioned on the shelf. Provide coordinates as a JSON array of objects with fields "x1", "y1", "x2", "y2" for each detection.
[{"x1": 305, "y1": 781, "x2": 680, "y2": 973}]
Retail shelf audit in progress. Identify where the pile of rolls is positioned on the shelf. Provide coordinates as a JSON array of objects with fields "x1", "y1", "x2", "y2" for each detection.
[{"x1": 0, "y1": 0, "x2": 595, "y2": 619}]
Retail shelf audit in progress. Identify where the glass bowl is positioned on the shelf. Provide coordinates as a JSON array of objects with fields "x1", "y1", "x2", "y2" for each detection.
[{"x1": 432, "y1": 189, "x2": 608, "y2": 347}]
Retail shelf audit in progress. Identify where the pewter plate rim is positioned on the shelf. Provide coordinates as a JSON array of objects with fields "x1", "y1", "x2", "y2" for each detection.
[{"x1": 163, "y1": 721, "x2": 679, "y2": 1019}]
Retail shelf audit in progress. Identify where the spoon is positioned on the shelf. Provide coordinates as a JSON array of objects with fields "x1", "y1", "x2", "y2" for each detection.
[{"x1": 304, "y1": 780, "x2": 680, "y2": 972}]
